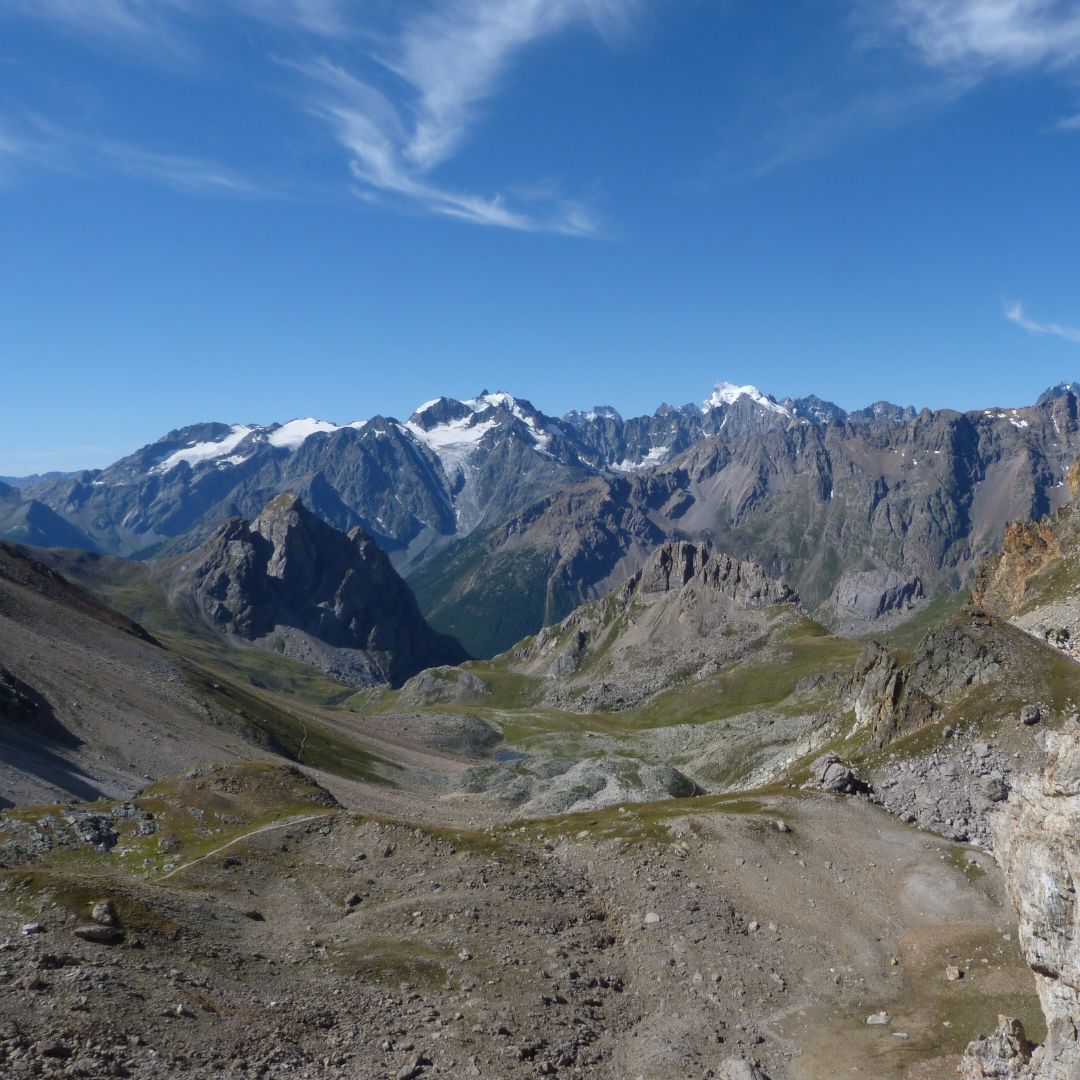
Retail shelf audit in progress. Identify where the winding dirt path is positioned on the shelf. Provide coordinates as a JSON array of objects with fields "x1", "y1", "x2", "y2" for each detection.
[{"x1": 152, "y1": 811, "x2": 336, "y2": 883}]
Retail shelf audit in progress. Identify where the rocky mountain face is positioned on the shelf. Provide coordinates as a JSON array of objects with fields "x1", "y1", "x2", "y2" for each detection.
[
  {"x1": 162, "y1": 493, "x2": 466, "y2": 687},
  {"x1": 10, "y1": 381, "x2": 882, "y2": 567},
  {"x1": 417, "y1": 391, "x2": 1080, "y2": 656},
  {"x1": 846, "y1": 618, "x2": 1001, "y2": 750},
  {"x1": 503, "y1": 540, "x2": 799, "y2": 712},
  {"x1": 12, "y1": 382, "x2": 1080, "y2": 659},
  {"x1": 831, "y1": 597, "x2": 1080, "y2": 848}
]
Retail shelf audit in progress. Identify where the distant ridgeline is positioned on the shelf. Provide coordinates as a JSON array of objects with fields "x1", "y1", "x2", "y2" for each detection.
[{"x1": 6, "y1": 380, "x2": 1080, "y2": 657}]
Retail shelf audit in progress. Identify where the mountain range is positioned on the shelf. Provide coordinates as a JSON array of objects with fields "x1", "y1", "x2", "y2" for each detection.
[{"x1": 7, "y1": 379, "x2": 1080, "y2": 656}]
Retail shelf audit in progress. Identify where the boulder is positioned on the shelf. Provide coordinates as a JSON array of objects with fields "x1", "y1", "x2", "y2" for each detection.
[
  {"x1": 809, "y1": 754, "x2": 868, "y2": 795},
  {"x1": 1020, "y1": 705, "x2": 1042, "y2": 726},
  {"x1": 959, "y1": 1016, "x2": 1032, "y2": 1079},
  {"x1": 73, "y1": 924, "x2": 124, "y2": 945}
]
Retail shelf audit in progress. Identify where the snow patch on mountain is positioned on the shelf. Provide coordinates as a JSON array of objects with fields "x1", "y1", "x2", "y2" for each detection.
[
  {"x1": 703, "y1": 381, "x2": 793, "y2": 417},
  {"x1": 464, "y1": 391, "x2": 516, "y2": 412},
  {"x1": 152, "y1": 425, "x2": 255, "y2": 474},
  {"x1": 405, "y1": 417, "x2": 499, "y2": 483},
  {"x1": 267, "y1": 418, "x2": 340, "y2": 449},
  {"x1": 611, "y1": 445, "x2": 671, "y2": 473}
]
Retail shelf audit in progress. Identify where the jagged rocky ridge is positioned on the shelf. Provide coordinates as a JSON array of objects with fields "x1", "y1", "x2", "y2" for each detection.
[
  {"x1": 0, "y1": 380, "x2": 927, "y2": 572},
  {"x1": 503, "y1": 540, "x2": 799, "y2": 712},
  {"x1": 162, "y1": 493, "x2": 466, "y2": 687},
  {"x1": 16, "y1": 382, "x2": 824, "y2": 562}
]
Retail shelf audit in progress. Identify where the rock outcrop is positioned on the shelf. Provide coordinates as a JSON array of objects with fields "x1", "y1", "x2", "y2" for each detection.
[
  {"x1": 960, "y1": 1016, "x2": 1034, "y2": 1079},
  {"x1": 974, "y1": 456, "x2": 1080, "y2": 659},
  {"x1": 166, "y1": 494, "x2": 466, "y2": 687},
  {"x1": 984, "y1": 729, "x2": 1080, "y2": 1079},
  {"x1": 846, "y1": 621, "x2": 999, "y2": 749}
]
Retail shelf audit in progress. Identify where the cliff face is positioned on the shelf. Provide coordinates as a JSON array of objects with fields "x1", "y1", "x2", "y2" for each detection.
[
  {"x1": 963, "y1": 729, "x2": 1080, "y2": 1078},
  {"x1": 165, "y1": 493, "x2": 467, "y2": 688},
  {"x1": 996, "y1": 729, "x2": 1080, "y2": 1079},
  {"x1": 416, "y1": 395, "x2": 1080, "y2": 657}
]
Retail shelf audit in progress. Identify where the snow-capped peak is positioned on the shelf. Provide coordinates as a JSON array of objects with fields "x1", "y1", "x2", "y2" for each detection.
[
  {"x1": 703, "y1": 381, "x2": 792, "y2": 417},
  {"x1": 463, "y1": 390, "x2": 518, "y2": 413},
  {"x1": 267, "y1": 418, "x2": 340, "y2": 450},
  {"x1": 563, "y1": 405, "x2": 624, "y2": 425}
]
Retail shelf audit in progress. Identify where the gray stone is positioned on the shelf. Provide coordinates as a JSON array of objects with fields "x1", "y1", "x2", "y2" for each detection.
[
  {"x1": 992, "y1": 731, "x2": 1080, "y2": 1078},
  {"x1": 718, "y1": 1059, "x2": 770, "y2": 1080},
  {"x1": 1020, "y1": 704, "x2": 1042, "y2": 726},
  {"x1": 91, "y1": 900, "x2": 117, "y2": 926},
  {"x1": 809, "y1": 754, "x2": 866, "y2": 795},
  {"x1": 830, "y1": 569, "x2": 924, "y2": 623},
  {"x1": 73, "y1": 924, "x2": 124, "y2": 945}
]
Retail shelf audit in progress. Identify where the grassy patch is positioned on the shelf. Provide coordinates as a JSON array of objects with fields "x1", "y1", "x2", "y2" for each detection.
[
  {"x1": 600, "y1": 619, "x2": 861, "y2": 731},
  {"x1": 870, "y1": 590, "x2": 971, "y2": 650},
  {"x1": 0, "y1": 763, "x2": 340, "y2": 879},
  {"x1": 330, "y1": 938, "x2": 456, "y2": 992},
  {"x1": 518, "y1": 789, "x2": 780, "y2": 842}
]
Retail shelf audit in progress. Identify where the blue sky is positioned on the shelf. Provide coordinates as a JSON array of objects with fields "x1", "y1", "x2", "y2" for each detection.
[{"x1": 2, "y1": 0, "x2": 1080, "y2": 473}]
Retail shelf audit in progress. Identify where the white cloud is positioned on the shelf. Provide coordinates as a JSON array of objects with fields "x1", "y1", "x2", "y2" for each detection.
[
  {"x1": 3, "y1": 0, "x2": 348, "y2": 44},
  {"x1": 294, "y1": 1, "x2": 638, "y2": 234},
  {"x1": 299, "y1": 54, "x2": 597, "y2": 234},
  {"x1": 89, "y1": 140, "x2": 260, "y2": 194},
  {"x1": 884, "y1": 1, "x2": 1080, "y2": 74},
  {"x1": 386, "y1": 0, "x2": 636, "y2": 172},
  {"x1": 1006, "y1": 300, "x2": 1080, "y2": 345}
]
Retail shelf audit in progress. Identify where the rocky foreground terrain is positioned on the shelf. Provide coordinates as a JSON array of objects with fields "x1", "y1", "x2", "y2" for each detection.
[{"x1": 0, "y1": 763, "x2": 1040, "y2": 1080}]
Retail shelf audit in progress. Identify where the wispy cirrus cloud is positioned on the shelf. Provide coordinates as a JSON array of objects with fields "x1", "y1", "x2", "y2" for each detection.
[
  {"x1": 876, "y1": 1, "x2": 1080, "y2": 128},
  {"x1": 78, "y1": 136, "x2": 262, "y2": 194},
  {"x1": 4, "y1": 0, "x2": 633, "y2": 234},
  {"x1": 1006, "y1": 300, "x2": 1080, "y2": 345},
  {"x1": 4, "y1": 0, "x2": 348, "y2": 42},
  {"x1": 294, "y1": 0, "x2": 640, "y2": 235},
  {"x1": 0, "y1": 117, "x2": 262, "y2": 195},
  {"x1": 883, "y1": 0, "x2": 1080, "y2": 73}
]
